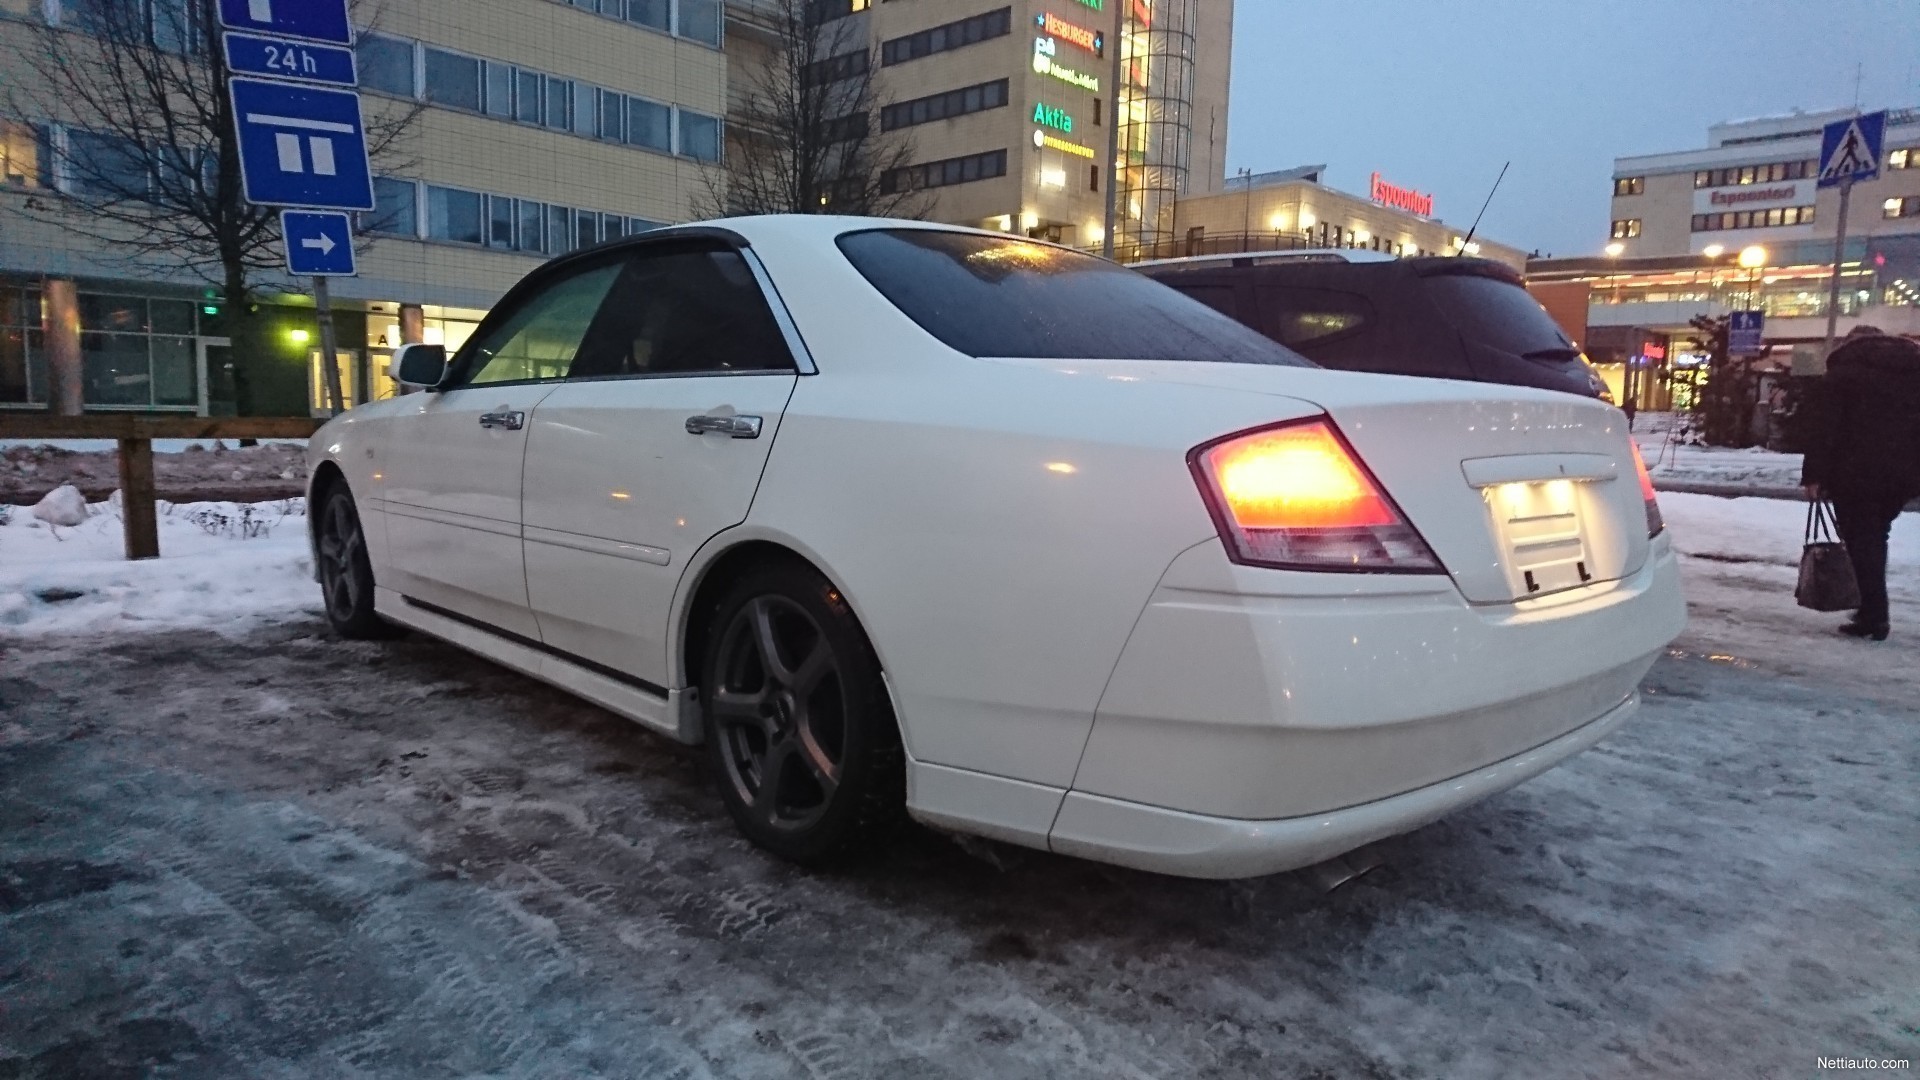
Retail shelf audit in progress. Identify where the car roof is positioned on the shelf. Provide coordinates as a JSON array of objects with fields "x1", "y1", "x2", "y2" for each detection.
[{"x1": 1135, "y1": 249, "x2": 1402, "y2": 271}]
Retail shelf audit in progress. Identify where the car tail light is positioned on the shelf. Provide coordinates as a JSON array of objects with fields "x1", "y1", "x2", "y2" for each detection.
[
  {"x1": 1190, "y1": 418, "x2": 1442, "y2": 573},
  {"x1": 1629, "y1": 440, "x2": 1665, "y2": 538}
]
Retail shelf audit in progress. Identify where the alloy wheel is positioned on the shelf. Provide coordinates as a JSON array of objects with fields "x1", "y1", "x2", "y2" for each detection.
[
  {"x1": 710, "y1": 595, "x2": 847, "y2": 832},
  {"x1": 317, "y1": 494, "x2": 364, "y2": 622}
]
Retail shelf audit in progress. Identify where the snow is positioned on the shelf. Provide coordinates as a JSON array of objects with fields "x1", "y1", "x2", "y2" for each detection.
[
  {"x1": 0, "y1": 495, "x2": 318, "y2": 635},
  {"x1": 31, "y1": 483, "x2": 88, "y2": 526},
  {"x1": 1633, "y1": 412, "x2": 1804, "y2": 493}
]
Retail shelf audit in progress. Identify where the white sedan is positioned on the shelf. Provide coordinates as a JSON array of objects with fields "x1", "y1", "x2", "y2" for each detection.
[{"x1": 308, "y1": 216, "x2": 1686, "y2": 879}]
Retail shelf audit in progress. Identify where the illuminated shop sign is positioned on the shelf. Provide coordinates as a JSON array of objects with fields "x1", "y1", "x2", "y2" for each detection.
[
  {"x1": 1370, "y1": 172, "x2": 1435, "y2": 217},
  {"x1": 1033, "y1": 102, "x2": 1073, "y2": 133},
  {"x1": 1033, "y1": 128, "x2": 1096, "y2": 159},
  {"x1": 1033, "y1": 37, "x2": 1100, "y2": 92},
  {"x1": 1035, "y1": 12, "x2": 1102, "y2": 54},
  {"x1": 1073, "y1": 0, "x2": 1103, "y2": 9}
]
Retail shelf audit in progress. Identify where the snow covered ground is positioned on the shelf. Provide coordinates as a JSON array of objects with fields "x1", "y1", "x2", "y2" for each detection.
[
  {"x1": 0, "y1": 495, "x2": 318, "y2": 634},
  {"x1": 2, "y1": 491, "x2": 1916, "y2": 1078},
  {"x1": 1633, "y1": 412, "x2": 1805, "y2": 494}
]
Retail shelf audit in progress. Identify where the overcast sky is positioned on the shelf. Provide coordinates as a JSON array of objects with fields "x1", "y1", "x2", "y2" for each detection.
[{"x1": 1226, "y1": 0, "x2": 1920, "y2": 257}]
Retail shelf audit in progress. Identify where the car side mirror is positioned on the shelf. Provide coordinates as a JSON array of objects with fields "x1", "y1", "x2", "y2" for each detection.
[{"x1": 392, "y1": 343, "x2": 448, "y2": 389}]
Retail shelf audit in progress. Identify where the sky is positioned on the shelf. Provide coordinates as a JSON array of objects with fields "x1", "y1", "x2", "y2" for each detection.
[{"x1": 1226, "y1": 0, "x2": 1920, "y2": 258}]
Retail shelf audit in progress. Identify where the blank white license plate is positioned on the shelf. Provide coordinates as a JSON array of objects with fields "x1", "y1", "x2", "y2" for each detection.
[{"x1": 1487, "y1": 480, "x2": 1596, "y2": 597}]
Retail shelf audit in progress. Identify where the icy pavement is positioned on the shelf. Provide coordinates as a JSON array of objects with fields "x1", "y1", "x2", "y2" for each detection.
[{"x1": 1, "y1": 493, "x2": 1917, "y2": 1078}]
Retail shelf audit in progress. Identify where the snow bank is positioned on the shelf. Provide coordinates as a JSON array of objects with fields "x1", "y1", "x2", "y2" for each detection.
[{"x1": 0, "y1": 496, "x2": 320, "y2": 636}]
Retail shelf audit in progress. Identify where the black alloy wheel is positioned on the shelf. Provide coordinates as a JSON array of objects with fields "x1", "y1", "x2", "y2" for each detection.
[
  {"x1": 316, "y1": 484, "x2": 394, "y2": 639},
  {"x1": 702, "y1": 563, "x2": 902, "y2": 864}
]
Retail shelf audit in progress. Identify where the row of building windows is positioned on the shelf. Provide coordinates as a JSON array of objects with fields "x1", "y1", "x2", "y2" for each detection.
[
  {"x1": 880, "y1": 79, "x2": 1009, "y2": 132},
  {"x1": 1612, "y1": 176, "x2": 1644, "y2": 197},
  {"x1": 364, "y1": 177, "x2": 663, "y2": 257},
  {"x1": 0, "y1": 122, "x2": 217, "y2": 205},
  {"x1": 550, "y1": 0, "x2": 723, "y2": 48},
  {"x1": 1610, "y1": 218, "x2": 1642, "y2": 239},
  {"x1": 804, "y1": 50, "x2": 870, "y2": 87},
  {"x1": 880, "y1": 148, "x2": 1008, "y2": 194},
  {"x1": 358, "y1": 34, "x2": 721, "y2": 161},
  {"x1": 0, "y1": 287, "x2": 202, "y2": 410},
  {"x1": 1693, "y1": 160, "x2": 1816, "y2": 189},
  {"x1": 881, "y1": 8, "x2": 1012, "y2": 66},
  {"x1": 1689, "y1": 205, "x2": 1816, "y2": 232},
  {"x1": 1886, "y1": 196, "x2": 1920, "y2": 220}
]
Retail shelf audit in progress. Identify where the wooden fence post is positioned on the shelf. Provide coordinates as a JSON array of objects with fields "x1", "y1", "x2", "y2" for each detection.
[{"x1": 117, "y1": 437, "x2": 159, "y2": 560}]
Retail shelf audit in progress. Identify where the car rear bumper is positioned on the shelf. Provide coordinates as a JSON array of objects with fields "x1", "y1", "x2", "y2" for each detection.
[
  {"x1": 1049, "y1": 689, "x2": 1639, "y2": 879},
  {"x1": 1071, "y1": 535, "x2": 1685, "y2": 822}
]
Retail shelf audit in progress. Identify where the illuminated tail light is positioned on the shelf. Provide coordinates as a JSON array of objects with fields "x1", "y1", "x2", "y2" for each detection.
[
  {"x1": 1629, "y1": 441, "x2": 1665, "y2": 538},
  {"x1": 1190, "y1": 418, "x2": 1442, "y2": 573}
]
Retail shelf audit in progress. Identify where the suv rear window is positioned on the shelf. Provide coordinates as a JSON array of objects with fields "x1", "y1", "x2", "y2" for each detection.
[
  {"x1": 1424, "y1": 274, "x2": 1578, "y2": 359},
  {"x1": 837, "y1": 230, "x2": 1312, "y2": 365}
]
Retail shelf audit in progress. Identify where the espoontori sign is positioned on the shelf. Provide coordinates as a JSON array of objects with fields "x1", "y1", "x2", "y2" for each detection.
[{"x1": 1370, "y1": 172, "x2": 1434, "y2": 217}]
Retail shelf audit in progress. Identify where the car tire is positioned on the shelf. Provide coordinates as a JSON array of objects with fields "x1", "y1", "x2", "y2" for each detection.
[
  {"x1": 700, "y1": 561, "x2": 904, "y2": 866},
  {"x1": 315, "y1": 482, "x2": 396, "y2": 640}
]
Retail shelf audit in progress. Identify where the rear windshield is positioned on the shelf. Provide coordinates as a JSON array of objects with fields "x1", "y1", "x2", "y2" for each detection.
[
  {"x1": 1424, "y1": 274, "x2": 1578, "y2": 359},
  {"x1": 836, "y1": 229, "x2": 1313, "y2": 365}
]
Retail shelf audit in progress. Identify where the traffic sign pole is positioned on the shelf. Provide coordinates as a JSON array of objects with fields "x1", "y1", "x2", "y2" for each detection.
[
  {"x1": 314, "y1": 275, "x2": 344, "y2": 416},
  {"x1": 1820, "y1": 178, "x2": 1851, "y2": 366}
]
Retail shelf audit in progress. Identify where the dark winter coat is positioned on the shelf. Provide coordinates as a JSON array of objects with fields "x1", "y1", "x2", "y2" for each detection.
[{"x1": 1800, "y1": 334, "x2": 1920, "y2": 498}]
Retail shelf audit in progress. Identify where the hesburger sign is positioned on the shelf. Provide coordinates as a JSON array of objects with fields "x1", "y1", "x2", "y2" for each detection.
[{"x1": 1038, "y1": 11, "x2": 1102, "y2": 54}]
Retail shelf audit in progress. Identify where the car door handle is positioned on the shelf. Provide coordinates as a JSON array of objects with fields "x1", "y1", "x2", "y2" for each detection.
[
  {"x1": 684, "y1": 414, "x2": 763, "y2": 439},
  {"x1": 478, "y1": 410, "x2": 525, "y2": 430}
]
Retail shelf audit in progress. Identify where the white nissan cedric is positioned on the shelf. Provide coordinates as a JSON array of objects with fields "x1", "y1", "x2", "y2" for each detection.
[{"x1": 308, "y1": 216, "x2": 1685, "y2": 879}]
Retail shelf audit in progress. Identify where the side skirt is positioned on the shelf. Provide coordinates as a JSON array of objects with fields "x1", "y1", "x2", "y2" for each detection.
[{"x1": 375, "y1": 586, "x2": 701, "y2": 744}]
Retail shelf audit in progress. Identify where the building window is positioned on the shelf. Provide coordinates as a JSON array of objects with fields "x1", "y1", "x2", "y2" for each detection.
[
  {"x1": 1690, "y1": 205, "x2": 1816, "y2": 232},
  {"x1": 1092, "y1": 98, "x2": 1102, "y2": 127},
  {"x1": 545, "y1": 78, "x2": 571, "y2": 130},
  {"x1": 679, "y1": 0, "x2": 723, "y2": 46},
  {"x1": 517, "y1": 199, "x2": 546, "y2": 253},
  {"x1": 881, "y1": 8, "x2": 1012, "y2": 66},
  {"x1": 808, "y1": 0, "x2": 871, "y2": 23},
  {"x1": 515, "y1": 70, "x2": 544, "y2": 125},
  {"x1": 364, "y1": 177, "x2": 418, "y2": 236},
  {"x1": 68, "y1": 294, "x2": 199, "y2": 410},
  {"x1": 881, "y1": 148, "x2": 1008, "y2": 194},
  {"x1": 1886, "y1": 196, "x2": 1920, "y2": 219},
  {"x1": 1612, "y1": 176, "x2": 1644, "y2": 196},
  {"x1": 1693, "y1": 159, "x2": 1816, "y2": 189},
  {"x1": 488, "y1": 194, "x2": 516, "y2": 249},
  {"x1": 880, "y1": 79, "x2": 1009, "y2": 131},
  {"x1": 427, "y1": 185, "x2": 485, "y2": 244},
  {"x1": 1609, "y1": 219, "x2": 1641, "y2": 239},
  {"x1": 804, "y1": 50, "x2": 869, "y2": 86},
  {"x1": 679, "y1": 110, "x2": 721, "y2": 161},
  {"x1": 1890, "y1": 147, "x2": 1914, "y2": 170},
  {"x1": 484, "y1": 62, "x2": 515, "y2": 118},
  {"x1": 1089, "y1": 164, "x2": 1099, "y2": 192},
  {"x1": 66, "y1": 130, "x2": 152, "y2": 202},
  {"x1": 1, "y1": 121, "x2": 49, "y2": 189},
  {"x1": 0, "y1": 284, "x2": 45, "y2": 406},
  {"x1": 626, "y1": 0, "x2": 670, "y2": 32},
  {"x1": 423, "y1": 48, "x2": 482, "y2": 111},
  {"x1": 357, "y1": 34, "x2": 416, "y2": 97},
  {"x1": 627, "y1": 98, "x2": 671, "y2": 151}
]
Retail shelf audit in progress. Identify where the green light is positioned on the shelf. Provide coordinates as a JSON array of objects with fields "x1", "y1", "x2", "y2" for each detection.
[
  {"x1": 288, "y1": 329, "x2": 311, "y2": 344},
  {"x1": 202, "y1": 305, "x2": 219, "y2": 315}
]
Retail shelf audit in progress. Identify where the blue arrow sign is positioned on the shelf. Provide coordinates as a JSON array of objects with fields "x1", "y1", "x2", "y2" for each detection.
[
  {"x1": 225, "y1": 32, "x2": 356, "y2": 87},
  {"x1": 217, "y1": 0, "x2": 352, "y2": 45},
  {"x1": 1818, "y1": 110, "x2": 1886, "y2": 189},
  {"x1": 230, "y1": 77, "x2": 373, "y2": 210},
  {"x1": 282, "y1": 210, "x2": 357, "y2": 276},
  {"x1": 1729, "y1": 310, "x2": 1765, "y2": 355}
]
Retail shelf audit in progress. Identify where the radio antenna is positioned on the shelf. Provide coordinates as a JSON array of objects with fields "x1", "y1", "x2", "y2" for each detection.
[{"x1": 1458, "y1": 161, "x2": 1510, "y2": 255}]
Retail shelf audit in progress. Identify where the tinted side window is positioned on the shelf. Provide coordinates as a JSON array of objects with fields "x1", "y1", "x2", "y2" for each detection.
[
  {"x1": 568, "y1": 248, "x2": 795, "y2": 378},
  {"x1": 1168, "y1": 282, "x2": 1241, "y2": 320},
  {"x1": 1254, "y1": 285, "x2": 1374, "y2": 347},
  {"x1": 1424, "y1": 274, "x2": 1575, "y2": 357},
  {"x1": 837, "y1": 230, "x2": 1311, "y2": 366},
  {"x1": 454, "y1": 263, "x2": 623, "y2": 386}
]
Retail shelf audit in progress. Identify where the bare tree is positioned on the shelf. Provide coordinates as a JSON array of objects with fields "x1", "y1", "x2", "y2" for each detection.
[
  {"x1": 5, "y1": 0, "x2": 417, "y2": 414},
  {"x1": 702, "y1": 0, "x2": 926, "y2": 219}
]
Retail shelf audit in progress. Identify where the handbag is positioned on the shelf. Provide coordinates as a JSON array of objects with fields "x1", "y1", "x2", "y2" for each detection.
[{"x1": 1795, "y1": 500, "x2": 1861, "y2": 612}]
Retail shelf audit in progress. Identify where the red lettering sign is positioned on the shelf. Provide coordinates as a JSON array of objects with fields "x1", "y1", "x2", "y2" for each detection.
[
  {"x1": 1043, "y1": 12, "x2": 1099, "y2": 52},
  {"x1": 1369, "y1": 172, "x2": 1434, "y2": 217}
]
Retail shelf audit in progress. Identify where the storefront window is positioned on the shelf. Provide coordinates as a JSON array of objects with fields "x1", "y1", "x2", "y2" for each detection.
[
  {"x1": 1, "y1": 286, "x2": 44, "y2": 405},
  {"x1": 70, "y1": 293, "x2": 198, "y2": 410}
]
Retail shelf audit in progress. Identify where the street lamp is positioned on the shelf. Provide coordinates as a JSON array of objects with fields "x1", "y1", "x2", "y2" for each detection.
[
  {"x1": 1737, "y1": 245, "x2": 1768, "y2": 269},
  {"x1": 1605, "y1": 242, "x2": 1625, "y2": 257},
  {"x1": 1702, "y1": 244, "x2": 1725, "y2": 259}
]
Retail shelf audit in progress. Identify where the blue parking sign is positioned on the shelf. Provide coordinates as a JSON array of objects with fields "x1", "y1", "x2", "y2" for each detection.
[
  {"x1": 1730, "y1": 310, "x2": 1765, "y2": 356},
  {"x1": 229, "y1": 77, "x2": 373, "y2": 210},
  {"x1": 224, "y1": 32, "x2": 357, "y2": 87},
  {"x1": 217, "y1": 0, "x2": 352, "y2": 45}
]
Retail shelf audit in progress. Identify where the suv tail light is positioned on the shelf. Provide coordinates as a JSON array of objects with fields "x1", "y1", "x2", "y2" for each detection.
[
  {"x1": 1190, "y1": 418, "x2": 1442, "y2": 573},
  {"x1": 1629, "y1": 440, "x2": 1665, "y2": 538}
]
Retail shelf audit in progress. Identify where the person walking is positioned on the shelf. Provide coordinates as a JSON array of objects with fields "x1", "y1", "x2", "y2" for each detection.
[{"x1": 1800, "y1": 325, "x2": 1920, "y2": 641}]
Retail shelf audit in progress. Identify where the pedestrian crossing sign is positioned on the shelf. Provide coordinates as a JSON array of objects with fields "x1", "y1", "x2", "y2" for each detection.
[{"x1": 1817, "y1": 111, "x2": 1885, "y2": 189}]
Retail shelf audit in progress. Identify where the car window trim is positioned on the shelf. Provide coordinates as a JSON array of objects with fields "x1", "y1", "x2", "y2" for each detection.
[{"x1": 737, "y1": 245, "x2": 817, "y2": 376}]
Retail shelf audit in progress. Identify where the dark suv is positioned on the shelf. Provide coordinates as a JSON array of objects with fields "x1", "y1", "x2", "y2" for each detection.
[{"x1": 1137, "y1": 251, "x2": 1609, "y2": 399}]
